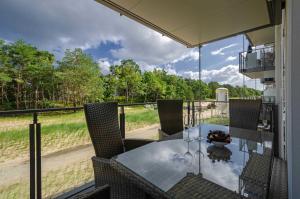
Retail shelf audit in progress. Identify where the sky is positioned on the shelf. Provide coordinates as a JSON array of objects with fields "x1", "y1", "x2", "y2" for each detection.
[{"x1": 0, "y1": 0, "x2": 262, "y2": 89}]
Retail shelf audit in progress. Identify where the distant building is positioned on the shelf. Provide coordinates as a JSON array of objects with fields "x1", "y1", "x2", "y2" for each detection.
[{"x1": 216, "y1": 88, "x2": 229, "y2": 102}]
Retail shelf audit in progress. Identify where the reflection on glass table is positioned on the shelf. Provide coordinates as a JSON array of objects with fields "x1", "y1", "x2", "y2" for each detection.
[
  {"x1": 207, "y1": 145, "x2": 232, "y2": 162},
  {"x1": 111, "y1": 124, "x2": 273, "y2": 199}
]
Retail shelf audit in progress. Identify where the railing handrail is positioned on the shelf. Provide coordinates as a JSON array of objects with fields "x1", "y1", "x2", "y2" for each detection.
[
  {"x1": 0, "y1": 101, "x2": 231, "y2": 116},
  {"x1": 239, "y1": 45, "x2": 275, "y2": 72},
  {"x1": 239, "y1": 45, "x2": 274, "y2": 55},
  {"x1": 0, "y1": 102, "x2": 158, "y2": 116}
]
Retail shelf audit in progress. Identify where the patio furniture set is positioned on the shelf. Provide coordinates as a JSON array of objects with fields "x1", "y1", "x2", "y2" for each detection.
[{"x1": 73, "y1": 99, "x2": 286, "y2": 199}]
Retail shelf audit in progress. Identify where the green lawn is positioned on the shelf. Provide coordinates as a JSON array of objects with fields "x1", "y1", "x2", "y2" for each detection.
[
  {"x1": 203, "y1": 116, "x2": 229, "y2": 126},
  {"x1": 0, "y1": 106, "x2": 159, "y2": 163}
]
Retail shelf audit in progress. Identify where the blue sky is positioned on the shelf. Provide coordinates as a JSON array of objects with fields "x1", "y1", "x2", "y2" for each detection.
[{"x1": 0, "y1": 0, "x2": 260, "y2": 89}]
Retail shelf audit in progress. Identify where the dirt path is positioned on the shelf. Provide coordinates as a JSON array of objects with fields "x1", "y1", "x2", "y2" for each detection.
[{"x1": 126, "y1": 124, "x2": 159, "y2": 139}]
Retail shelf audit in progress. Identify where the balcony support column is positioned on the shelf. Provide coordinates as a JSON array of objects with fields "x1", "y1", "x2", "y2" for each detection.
[{"x1": 286, "y1": 0, "x2": 300, "y2": 198}]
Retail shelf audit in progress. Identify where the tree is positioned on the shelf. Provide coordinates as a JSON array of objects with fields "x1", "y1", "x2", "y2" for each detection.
[
  {"x1": 110, "y1": 60, "x2": 142, "y2": 102},
  {"x1": 186, "y1": 79, "x2": 209, "y2": 100},
  {"x1": 0, "y1": 40, "x2": 12, "y2": 106},
  {"x1": 208, "y1": 82, "x2": 221, "y2": 99},
  {"x1": 23, "y1": 50, "x2": 55, "y2": 108},
  {"x1": 103, "y1": 74, "x2": 118, "y2": 100},
  {"x1": 142, "y1": 70, "x2": 166, "y2": 101},
  {"x1": 4, "y1": 40, "x2": 56, "y2": 109},
  {"x1": 57, "y1": 48, "x2": 103, "y2": 106},
  {"x1": 0, "y1": 39, "x2": 264, "y2": 110}
]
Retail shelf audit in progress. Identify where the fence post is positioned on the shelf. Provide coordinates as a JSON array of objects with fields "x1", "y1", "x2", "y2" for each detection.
[{"x1": 120, "y1": 106, "x2": 125, "y2": 138}]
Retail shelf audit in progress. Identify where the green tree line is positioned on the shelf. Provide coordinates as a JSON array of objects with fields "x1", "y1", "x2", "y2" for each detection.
[{"x1": 0, "y1": 40, "x2": 261, "y2": 110}]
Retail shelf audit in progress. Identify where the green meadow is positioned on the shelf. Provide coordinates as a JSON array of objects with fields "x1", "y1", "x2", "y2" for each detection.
[{"x1": 0, "y1": 106, "x2": 159, "y2": 163}]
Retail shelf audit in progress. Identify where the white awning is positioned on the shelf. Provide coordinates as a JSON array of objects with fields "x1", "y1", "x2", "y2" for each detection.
[
  {"x1": 246, "y1": 27, "x2": 275, "y2": 46},
  {"x1": 96, "y1": 0, "x2": 273, "y2": 47}
]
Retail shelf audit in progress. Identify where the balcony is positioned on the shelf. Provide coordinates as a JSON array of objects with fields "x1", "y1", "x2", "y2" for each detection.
[
  {"x1": 0, "y1": 101, "x2": 233, "y2": 198},
  {"x1": 239, "y1": 46, "x2": 275, "y2": 79}
]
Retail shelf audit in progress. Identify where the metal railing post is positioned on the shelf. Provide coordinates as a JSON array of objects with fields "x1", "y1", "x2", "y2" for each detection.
[
  {"x1": 29, "y1": 122, "x2": 35, "y2": 199},
  {"x1": 30, "y1": 112, "x2": 42, "y2": 199},
  {"x1": 187, "y1": 101, "x2": 190, "y2": 126},
  {"x1": 36, "y1": 121, "x2": 41, "y2": 199},
  {"x1": 120, "y1": 106, "x2": 125, "y2": 138},
  {"x1": 192, "y1": 101, "x2": 195, "y2": 126},
  {"x1": 211, "y1": 102, "x2": 213, "y2": 119}
]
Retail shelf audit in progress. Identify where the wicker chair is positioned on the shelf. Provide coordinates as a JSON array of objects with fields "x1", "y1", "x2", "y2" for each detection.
[
  {"x1": 157, "y1": 99, "x2": 184, "y2": 139},
  {"x1": 229, "y1": 99, "x2": 262, "y2": 130},
  {"x1": 72, "y1": 185, "x2": 110, "y2": 199},
  {"x1": 84, "y1": 102, "x2": 153, "y2": 199}
]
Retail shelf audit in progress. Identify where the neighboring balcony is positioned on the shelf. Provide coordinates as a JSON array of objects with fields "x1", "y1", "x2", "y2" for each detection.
[{"x1": 239, "y1": 45, "x2": 275, "y2": 79}]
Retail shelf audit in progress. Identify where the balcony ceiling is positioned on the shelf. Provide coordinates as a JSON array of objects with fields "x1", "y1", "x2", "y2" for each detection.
[
  {"x1": 247, "y1": 27, "x2": 275, "y2": 46},
  {"x1": 95, "y1": 0, "x2": 272, "y2": 47}
]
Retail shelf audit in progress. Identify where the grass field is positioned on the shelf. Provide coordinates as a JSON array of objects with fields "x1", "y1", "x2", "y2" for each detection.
[
  {"x1": 0, "y1": 106, "x2": 159, "y2": 163},
  {"x1": 203, "y1": 116, "x2": 229, "y2": 125}
]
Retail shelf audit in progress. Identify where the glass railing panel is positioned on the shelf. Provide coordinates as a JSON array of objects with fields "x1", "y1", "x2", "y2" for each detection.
[
  {"x1": 39, "y1": 110, "x2": 94, "y2": 198},
  {"x1": 199, "y1": 101, "x2": 229, "y2": 126},
  {"x1": 239, "y1": 45, "x2": 275, "y2": 71},
  {"x1": 0, "y1": 115, "x2": 31, "y2": 198},
  {"x1": 124, "y1": 104, "x2": 159, "y2": 140}
]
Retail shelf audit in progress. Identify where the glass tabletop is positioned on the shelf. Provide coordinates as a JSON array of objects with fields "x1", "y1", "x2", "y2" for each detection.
[{"x1": 113, "y1": 124, "x2": 273, "y2": 198}]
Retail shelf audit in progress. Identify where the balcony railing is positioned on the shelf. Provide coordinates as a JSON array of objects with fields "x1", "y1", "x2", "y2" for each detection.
[
  {"x1": 239, "y1": 45, "x2": 275, "y2": 73},
  {"x1": 0, "y1": 100, "x2": 278, "y2": 198},
  {"x1": 0, "y1": 101, "x2": 232, "y2": 199},
  {"x1": 0, "y1": 101, "x2": 274, "y2": 199}
]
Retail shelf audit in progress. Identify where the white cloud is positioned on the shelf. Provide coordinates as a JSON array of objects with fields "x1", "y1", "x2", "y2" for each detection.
[
  {"x1": 97, "y1": 58, "x2": 111, "y2": 75},
  {"x1": 1, "y1": 0, "x2": 258, "y2": 89},
  {"x1": 202, "y1": 65, "x2": 243, "y2": 85},
  {"x1": 180, "y1": 65, "x2": 262, "y2": 90},
  {"x1": 226, "y1": 56, "x2": 237, "y2": 61},
  {"x1": 0, "y1": 0, "x2": 191, "y2": 65},
  {"x1": 211, "y1": 44, "x2": 237, "y2": 56},
  {"x1": 164, "y1": 64, "x2": 178, "y2": 75},
  {"x1": 181, "y1": 71, "x2": 199, "y2": 80},
  {"x1": 171, "y1": 49, "x2": 199, "y2": 63}
]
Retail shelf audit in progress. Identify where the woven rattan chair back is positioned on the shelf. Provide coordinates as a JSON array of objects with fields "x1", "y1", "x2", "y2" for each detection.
[
  {"x1": 157, "y1": 99, "x2": 184, "y2": 135},
  {"x1": 229, "y1": 99, "x2": 262, "y2": 130},
  {"x1": 84, "y1": 102, "x2": 124, "y2": 158}
]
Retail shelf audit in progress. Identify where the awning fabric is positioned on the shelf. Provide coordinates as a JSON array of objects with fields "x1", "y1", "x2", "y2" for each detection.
[
  {"x1": 247, "y1": 27, "x2": 275, "y2": 46},
  {"x1": 96, "y1": 0, "x2": 273, "y2": 47}
]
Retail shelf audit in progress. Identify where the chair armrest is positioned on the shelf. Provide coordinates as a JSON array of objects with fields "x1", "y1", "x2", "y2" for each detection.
[
  {"x1": 71, "y1": 185, "x2": 110, "y2": 199},
  {"x1": 124, "y1": 138, "x2": 153, "y2": 151},
  {"x1": 92, "y1": 156, "x2": 110, "y2": 164}
]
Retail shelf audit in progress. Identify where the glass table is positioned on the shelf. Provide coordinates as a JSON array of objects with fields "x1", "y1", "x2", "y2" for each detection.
[{"x1": 111, "y1": 124, "x2": 273, "y2": 199}]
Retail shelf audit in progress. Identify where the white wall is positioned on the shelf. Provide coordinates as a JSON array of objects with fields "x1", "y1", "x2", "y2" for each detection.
[{"x1": 286, "y1": 0, "x2": 300, "y2": 198}]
